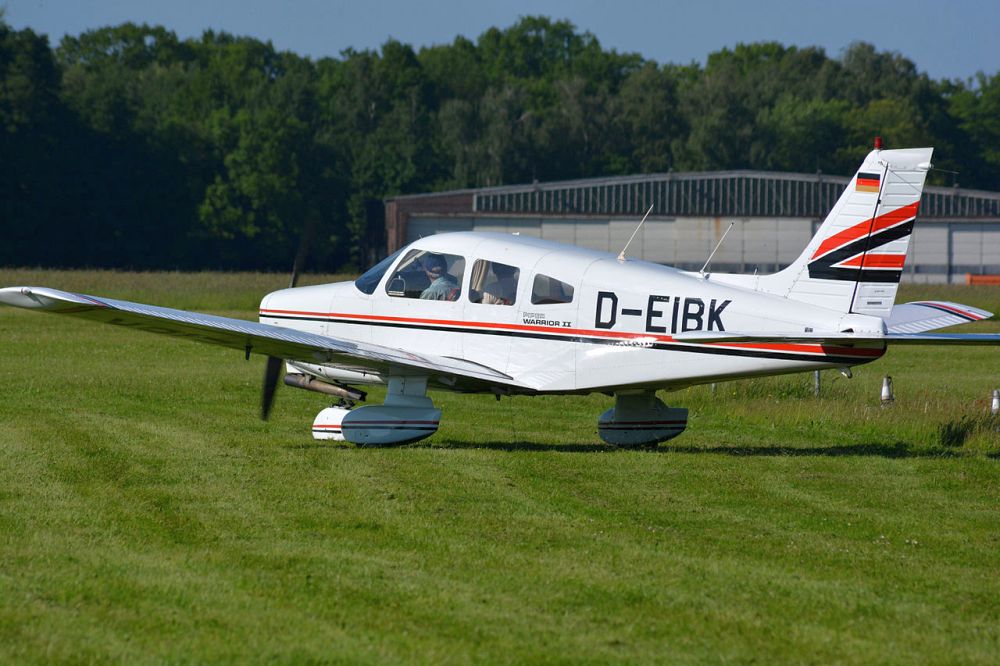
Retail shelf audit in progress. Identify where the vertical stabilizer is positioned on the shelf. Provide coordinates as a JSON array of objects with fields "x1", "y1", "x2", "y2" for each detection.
[{"x1": 755, "y1": 147, "x2": 933, "y2": 317}]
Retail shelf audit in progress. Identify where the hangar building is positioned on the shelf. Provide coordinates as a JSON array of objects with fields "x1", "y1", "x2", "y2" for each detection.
[{"x1": 385, "y1": 170, "x2": 1000, "y2": 283}]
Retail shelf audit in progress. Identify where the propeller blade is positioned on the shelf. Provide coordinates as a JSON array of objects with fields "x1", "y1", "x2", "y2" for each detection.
[
  {"x1": 289, "y1": 213, "x2": 320, "y2": 289},
  {"x1": 265, "y1": 214, "x2": 319, "y2": 419},
  {"x1": 261, "y1": 355, "x2": 283, "y2": 421}
]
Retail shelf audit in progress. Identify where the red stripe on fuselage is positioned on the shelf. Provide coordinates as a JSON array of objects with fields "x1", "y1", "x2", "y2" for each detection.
[{"x1": 259, "y1": 309, "x2": 884, "y2": 358}]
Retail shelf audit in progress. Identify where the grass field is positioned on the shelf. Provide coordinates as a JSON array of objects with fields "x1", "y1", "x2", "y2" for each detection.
[{"x1": 1, "y1": 269, "x2": 999, "y2": 663}]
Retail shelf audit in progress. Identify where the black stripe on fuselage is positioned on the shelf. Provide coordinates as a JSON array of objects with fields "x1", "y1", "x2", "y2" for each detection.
[{"x1": 262, "y1": 314, "x2": 884, "y2": 366}]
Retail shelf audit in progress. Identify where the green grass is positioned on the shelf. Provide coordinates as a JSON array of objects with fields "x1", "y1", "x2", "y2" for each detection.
[{"x1": 1, "y1": 270, "x2": 999, "y2": 663}]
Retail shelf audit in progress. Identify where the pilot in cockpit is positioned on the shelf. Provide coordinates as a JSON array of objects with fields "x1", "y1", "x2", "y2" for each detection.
[
  {"x1": 481, "y1": 263, "x2": 519, "y2": 305},
  {"x1": 419, "y1": 254, "x2": 459, "y2": 301}
]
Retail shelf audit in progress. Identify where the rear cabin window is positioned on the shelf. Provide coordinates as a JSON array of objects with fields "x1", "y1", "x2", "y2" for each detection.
[
  {"x1": 531, "y1": 274, "x2": 575, "y2": 305},
  {"x1": 385, "y1": 249, "x2": 465, "y2": 301},
  {"x1": 354, "y1": 248, "x2": 403, "y2": 295},
  {"x1": 469, "y1": 260, "x2": 520, "y2": 306}
]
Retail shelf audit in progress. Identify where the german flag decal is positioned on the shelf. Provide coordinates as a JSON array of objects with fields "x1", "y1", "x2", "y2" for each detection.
[{"x1": 856, "y1": 172, "x2": 881, "y2": 192}]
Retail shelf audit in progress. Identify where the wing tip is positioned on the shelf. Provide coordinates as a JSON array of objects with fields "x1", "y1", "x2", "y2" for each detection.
[{"x1": 0, "y1": 286, "x2": 107, "y2": 310}]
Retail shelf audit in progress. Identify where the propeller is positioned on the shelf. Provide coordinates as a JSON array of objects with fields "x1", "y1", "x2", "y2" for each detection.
[
  {"x1": 260, "y1": 355, "x2": 283, "y2": 420},
  {"x1": 260, "y1": 213, "x2": 320, "y2": 421}
]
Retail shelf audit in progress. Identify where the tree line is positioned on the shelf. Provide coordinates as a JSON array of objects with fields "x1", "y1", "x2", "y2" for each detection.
[{"x1": 2, "y1": 15, "x2": 998, "y2": 271}]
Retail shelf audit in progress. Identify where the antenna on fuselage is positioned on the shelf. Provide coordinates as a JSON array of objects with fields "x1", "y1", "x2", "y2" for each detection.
[
  {"x1": 617, "y1": 203, "x2": 655, "y2": 262},
  {"x1": 699, "y1": 221, "x2": 735, "y2": 277}
]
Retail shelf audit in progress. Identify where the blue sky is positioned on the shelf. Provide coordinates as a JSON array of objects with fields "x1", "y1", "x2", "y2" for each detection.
[{"x1": 4, "y1": 0, "x2": 998, "y2": 80}]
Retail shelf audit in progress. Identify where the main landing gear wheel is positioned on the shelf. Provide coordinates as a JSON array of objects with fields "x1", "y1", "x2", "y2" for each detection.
[
  {"x1": 312, "y1": 376, "x2": 440, "y2": 446},
  {"x1": 598, "y1": 391, "x2": 688, "y2": 447}
]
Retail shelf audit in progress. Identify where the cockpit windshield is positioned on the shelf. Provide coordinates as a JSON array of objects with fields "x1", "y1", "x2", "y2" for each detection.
[{"x1": 354, "y1": 248, "x2": 404, "y2": 295}]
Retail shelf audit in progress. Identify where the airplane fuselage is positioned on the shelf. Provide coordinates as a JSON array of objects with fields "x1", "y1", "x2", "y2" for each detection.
[{"x1": 259, "y1": 232, "x2": 886, "y2": 395}]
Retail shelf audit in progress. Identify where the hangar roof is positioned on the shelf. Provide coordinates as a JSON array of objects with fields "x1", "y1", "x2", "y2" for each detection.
[{"x1": 388, "y1": 169, "x2": 1000, "y2": 220}]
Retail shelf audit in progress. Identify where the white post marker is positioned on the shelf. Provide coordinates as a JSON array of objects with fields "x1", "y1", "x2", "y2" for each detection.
[
  {"x1": 881, "y1": 376, "x2": 894, "y2": 407},
  {"x1": 991, "y1": 389, "x2": 999, "y2": 416}
]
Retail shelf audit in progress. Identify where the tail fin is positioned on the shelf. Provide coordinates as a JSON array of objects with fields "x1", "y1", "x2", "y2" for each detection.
[{"x1": 756, "y1": 147, "x2": 933, "y2": 317}]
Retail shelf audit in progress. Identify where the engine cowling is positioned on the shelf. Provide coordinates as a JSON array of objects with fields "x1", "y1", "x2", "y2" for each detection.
[{"x1": 598, "y1": 393, "x2": 688, "y2": 447}]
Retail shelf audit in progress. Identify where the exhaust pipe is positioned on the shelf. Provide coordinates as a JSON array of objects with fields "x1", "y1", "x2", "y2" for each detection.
[{"x1": 283, "y1": 374, "x2": 366, "y2": 402}]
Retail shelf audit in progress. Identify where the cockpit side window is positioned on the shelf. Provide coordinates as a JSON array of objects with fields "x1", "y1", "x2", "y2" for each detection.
[
  {"x1": 354, "y1": 248, "x2": 404, "y2": 295},
  {"x1": 385, "y1": 249, "x2": 466, "y2": 301},
  {"x1": 468, "y1": 260, "x2": 520, "y2": 306},
  {"x1": 530, "y1": 274, "x2": 575, "y2": 305}
]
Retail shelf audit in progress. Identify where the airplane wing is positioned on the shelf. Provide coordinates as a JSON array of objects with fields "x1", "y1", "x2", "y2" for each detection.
[
  {"x1": 0, "y1": 286, "x2": 517, "y2": 388},
  {"x1": 883, "y1": 300, "x2": 993, "y2": 333}
]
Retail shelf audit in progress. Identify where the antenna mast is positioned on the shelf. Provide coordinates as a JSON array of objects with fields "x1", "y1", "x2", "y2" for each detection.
[
  {"x1": 617, "y1": 203, "x2": 655, "y2": 262},
  {"x1": 699, "y1": 221, "x2": 735, "y2": 276}
]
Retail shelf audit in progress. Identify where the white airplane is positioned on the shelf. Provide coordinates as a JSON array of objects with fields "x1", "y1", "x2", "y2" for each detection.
[{"x1": 3, "y1": 146, "x2": 998, "y2": 446}]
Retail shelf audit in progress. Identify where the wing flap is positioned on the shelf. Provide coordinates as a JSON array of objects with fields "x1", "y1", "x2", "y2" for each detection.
[{"x1": 0, "y1": 286, "x2": 515, "y2": 386}]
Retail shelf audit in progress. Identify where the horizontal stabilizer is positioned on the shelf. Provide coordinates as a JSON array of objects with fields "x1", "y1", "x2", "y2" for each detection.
[
  {"x1": 673, "y1": 330, "x2": 1000, "y2": 345},
  {"x1": 884, "y1": 300, "x2": 992, "y2": 333}
]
